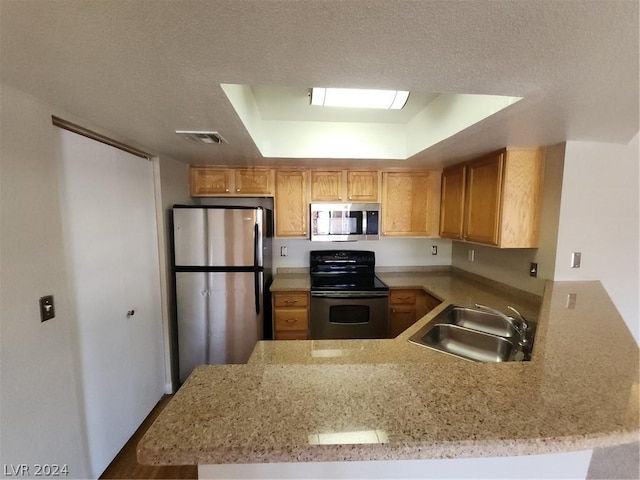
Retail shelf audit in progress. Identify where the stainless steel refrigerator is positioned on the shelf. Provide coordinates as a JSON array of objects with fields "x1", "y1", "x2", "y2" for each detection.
[{"x1": 172, "y1": 205, "x2": 272, "y2": 384}]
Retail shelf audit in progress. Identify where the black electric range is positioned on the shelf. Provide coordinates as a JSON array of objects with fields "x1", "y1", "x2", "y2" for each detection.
[{"x1": 309, "y1": 250, "x2": 389, "y2": 293}]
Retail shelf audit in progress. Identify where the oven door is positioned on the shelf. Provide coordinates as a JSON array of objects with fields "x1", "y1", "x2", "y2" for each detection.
[{"x1": 309, "y1": 291, "x2": 389, "y2": 339}]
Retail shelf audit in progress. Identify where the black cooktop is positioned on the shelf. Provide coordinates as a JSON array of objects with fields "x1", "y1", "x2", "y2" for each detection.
[
  {"x1": 310, "y1": 274, "x2": 388, "y2": 292},
  {"x1": 309, "y1": 250, "x2": 388, "y2": 292}
]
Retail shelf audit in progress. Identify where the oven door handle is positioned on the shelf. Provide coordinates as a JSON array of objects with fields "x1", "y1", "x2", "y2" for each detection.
[{"x1": 311, "y1": 291, "x2": 389, "y2": 299}]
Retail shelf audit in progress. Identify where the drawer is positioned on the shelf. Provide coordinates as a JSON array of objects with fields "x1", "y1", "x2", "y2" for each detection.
[
  {"x1": 274, "y1": 308, "x2": 308, "y2": 331},
  {"x1": 274, "y1": 330, "x2": 308, "y2": 340},
  {"x1": 274, "y1": 292, "x2": 309, "y2": 308},
  {"x1": 390, "y1": 290, "x2": 417, "y2": 305}
]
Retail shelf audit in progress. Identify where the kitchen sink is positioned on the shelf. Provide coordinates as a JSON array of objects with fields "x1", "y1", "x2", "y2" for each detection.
[
  {"x1": 408, "y1": 304, "x2": 536, "y2": 362},
  {"x1": 440, "y1": 306, "x2": 519, "y2": 338}
]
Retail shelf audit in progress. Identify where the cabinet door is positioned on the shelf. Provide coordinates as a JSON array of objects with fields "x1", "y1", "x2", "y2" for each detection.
[
  {"x1": 464, "y1": 152, "x2": 504, "y2": 245},
  {"x1": 389, "y1": 306, "x2": 416, "y2": 337},
  {"x1": 311, "y1": 170, "x2": 344, "y2": 201},
  {"x1": 439, "y1": 165, "x2": 466, "y2": 239},
  {"x1": 235, "y1": 168, "x2": 272, "y2": 195},
  {"x1": 275, "y1": 170, "x2": 309, "y2": 237},
  {"x1": 190, "y1": 167, "x2": 233, "y2": 195},
  {"x1": 381, "y1": 171, "x2": 440, "y2": 236},
  {"x1": 347, "y1": 171, "x2": 378, "y2": 202}
]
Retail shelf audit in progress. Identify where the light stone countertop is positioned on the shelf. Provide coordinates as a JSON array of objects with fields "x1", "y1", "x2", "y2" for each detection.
[{"x1": 138, "y1": 271, "x2": 639, "y2": 466}]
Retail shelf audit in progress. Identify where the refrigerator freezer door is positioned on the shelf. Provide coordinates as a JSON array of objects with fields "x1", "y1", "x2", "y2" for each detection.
[
  {"x1": 173, "y1": 208, "x2": 208, "y2": 267},
  {"x1": 176, "y1": 271, "x2": 263, "y2": 384},
  {"x1": 173, "y1": 207, "x2": 261, "y2": 267}
]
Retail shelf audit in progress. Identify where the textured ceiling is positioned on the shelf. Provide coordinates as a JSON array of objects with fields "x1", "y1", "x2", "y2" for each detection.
[{"x1": 1, "y1": 0, "x2": 638, "y2": 168}]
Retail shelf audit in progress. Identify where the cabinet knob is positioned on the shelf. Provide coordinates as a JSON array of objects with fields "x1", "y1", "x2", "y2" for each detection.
[
  {"x1": 225, "y1": 188, "x2": 229, "y2": 192},
  {"x1": 236, "y1": 188, "x2": 240, "y2": 192}
]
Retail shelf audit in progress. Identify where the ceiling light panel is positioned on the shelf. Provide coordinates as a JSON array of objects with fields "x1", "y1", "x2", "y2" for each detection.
[{"x1": 310, "y1": 88, "x2": 410, "y2": 110}]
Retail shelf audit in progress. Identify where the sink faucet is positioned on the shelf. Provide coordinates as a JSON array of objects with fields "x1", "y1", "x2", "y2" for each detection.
[{"x1": 474, "y1": 304, "x2": 530, "y2": 345}]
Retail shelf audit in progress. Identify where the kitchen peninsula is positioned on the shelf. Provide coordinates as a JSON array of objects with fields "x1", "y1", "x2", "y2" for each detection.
[{"x1": 137, "y1": 270, "x2": 639, "y2": 479}]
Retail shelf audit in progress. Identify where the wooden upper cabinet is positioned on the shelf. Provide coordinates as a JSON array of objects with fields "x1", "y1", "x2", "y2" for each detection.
[
  {"x1": 275, "y1": 170, "x2": 309, "y2": 237},
  {"x1": 347, "y1": 171, "x2": 379, "y2": 202},
  {"x1": 189, "y1": 166, "x2": 273, "y2": 196},
  {"x1": 381, "y1": 171, "x2": 441, "y2": 237},
  {"x1": 311, "y1": 170, "x2": 379, "y2": 202},
  {"x1": 234, "y1": 168, "x2": 273, "y2": 195},
  {"x1": 311, "y1": 170, "x2": 344, "y2": 201},
  {"x1": 439, "y1": 165, "x2": 466, "y2": 240},
  {"x1": 440, "y1": 148, "x2": 544, "y2": 248},
  {"x1": 464, "y1": 152, "x2": 504, "y2": 245},
  {"x1": 190, "y1": 167, "x2": 233, "y2": 195}
]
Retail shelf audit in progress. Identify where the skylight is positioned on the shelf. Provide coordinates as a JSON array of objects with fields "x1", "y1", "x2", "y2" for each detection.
[{"x1": 310, "y1": 88, "x2": 410, "y2": 110}]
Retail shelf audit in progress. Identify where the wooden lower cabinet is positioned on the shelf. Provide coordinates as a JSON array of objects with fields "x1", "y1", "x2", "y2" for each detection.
[
  {"x1": 389, "y1": 288, "x2": 441, "y2": 337},
  {"x1": 272, "y1": 292, "x2": 309, "y2": 340}
]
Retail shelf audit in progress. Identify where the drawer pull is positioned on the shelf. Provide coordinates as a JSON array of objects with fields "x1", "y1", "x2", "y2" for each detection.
[
  {"x1": 284, "y1": 300, "x2": 298, "y2": 304},
  {"x1": 285, "y1": 319, "x2": 298, "y2": 323},
  {"x1": 397, "y1": 296, "x2": 411, "y2": 300}
]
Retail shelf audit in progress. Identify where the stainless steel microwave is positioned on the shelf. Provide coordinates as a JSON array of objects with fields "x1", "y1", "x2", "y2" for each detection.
[{"x1": 310, "y1": 203, "x2": 380, "y2": 241}]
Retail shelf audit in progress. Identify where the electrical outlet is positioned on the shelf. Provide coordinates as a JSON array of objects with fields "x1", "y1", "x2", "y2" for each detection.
[
  {"x1": 39, "y1": 295, "x2": 55, "y2": 322},
  {"x1": 431, "y1": 245, "x2": 438, "y2": 255},
  {"x1": 468, "y1": 249, "x2": 475, "y2": 262},
  {"x1": 530, "y1": 262, "x2": 538, "y2": 277},
  {"x1": 280, "y1": 246, "x2": 288, "y2": 257}
]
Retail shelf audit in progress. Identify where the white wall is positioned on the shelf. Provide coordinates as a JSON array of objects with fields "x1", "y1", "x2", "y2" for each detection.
[
  {"x1": 0, "y1": 84, "x2": 90, "y2": 477},
  {"x1": 0, "y1": 82, "x2": 188, "y2": 476},
  {"x1": 156, "y1": 155, "x2": 192, "y2": 390},
  {"x1": 555, "y1": 134, "x2": 639, "y2": 342},
  {"x1": 272, "y1": 237, "x2": 452, "y2": 271}
]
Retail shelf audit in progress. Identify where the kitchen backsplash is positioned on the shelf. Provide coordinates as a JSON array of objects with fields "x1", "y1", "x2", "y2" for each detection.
[{"x1": 271, "y1": 237, "x2": 452, "y2": 271}]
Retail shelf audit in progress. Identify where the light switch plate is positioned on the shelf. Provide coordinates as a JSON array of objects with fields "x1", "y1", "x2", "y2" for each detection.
[
  {"x1": 571, "y1": 252, "x2": 582, "y2": 268},
  {"x1": 39, "y1": 295, "x2": 55, "y2": 322}
]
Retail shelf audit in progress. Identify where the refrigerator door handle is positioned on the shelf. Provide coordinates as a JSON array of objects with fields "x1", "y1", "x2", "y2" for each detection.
[
  {"x1": 253, "y1": 223, "x2": 259, "y2": 268},
  {"x1": 254, "y1": 271, "x2": 261, "y2": 315}
]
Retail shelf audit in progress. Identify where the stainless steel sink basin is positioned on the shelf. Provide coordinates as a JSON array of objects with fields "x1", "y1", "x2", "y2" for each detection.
[
  {"x1": 439, "y1": 305, "x2": 519, "y2": 338},
  {"x1": 415, "y1": 324, "x2": 519, "y2": 362},
  {"x1": 408, "y1": 304, "x2": 536, "y2": 362}
]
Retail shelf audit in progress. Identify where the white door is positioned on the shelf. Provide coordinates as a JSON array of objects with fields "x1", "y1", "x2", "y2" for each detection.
[{"x1": 57, "y1": 128, "x2": 164, "y2": 478}]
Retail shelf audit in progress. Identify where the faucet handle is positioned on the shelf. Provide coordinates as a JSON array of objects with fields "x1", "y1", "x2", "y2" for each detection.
[{"x1": 507, "y1": 306, "x2": 528, "y2": 330}]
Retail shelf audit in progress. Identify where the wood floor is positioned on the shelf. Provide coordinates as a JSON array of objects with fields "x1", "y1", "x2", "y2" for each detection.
[{"x1": 100, "y1": 395, "x2": 197, "y2": 479}]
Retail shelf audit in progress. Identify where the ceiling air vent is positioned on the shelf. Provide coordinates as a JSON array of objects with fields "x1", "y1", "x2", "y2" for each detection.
[{"x1": 176, "y1": 131, "x2": 228, "y2": 144}]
